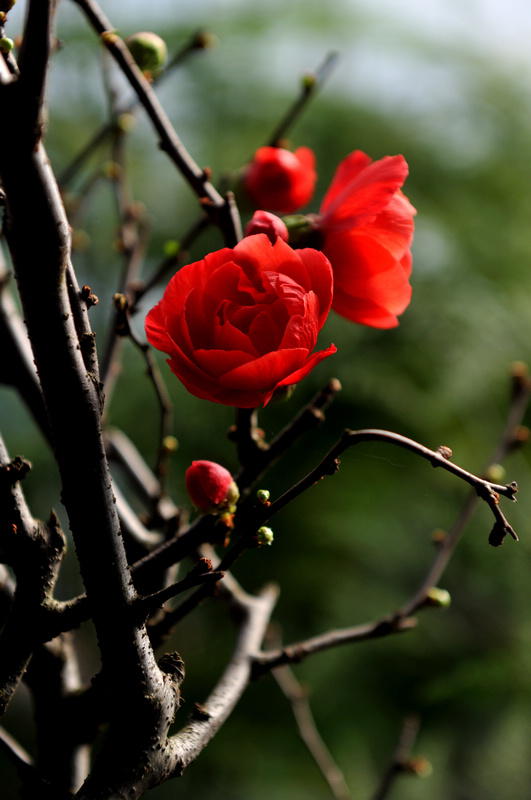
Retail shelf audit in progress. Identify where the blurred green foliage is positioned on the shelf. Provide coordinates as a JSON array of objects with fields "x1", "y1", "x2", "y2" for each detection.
[{"x1": 2, "y1": 1, "x2": 531, "y2": 799}]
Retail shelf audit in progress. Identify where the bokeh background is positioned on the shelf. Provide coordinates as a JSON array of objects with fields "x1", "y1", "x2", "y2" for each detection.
[{"x1": 3, "y1": 0, "x2": 531, "y2": 798}]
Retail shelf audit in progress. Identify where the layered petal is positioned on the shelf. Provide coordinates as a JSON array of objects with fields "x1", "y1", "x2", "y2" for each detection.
[
  {"x1": 313, "y1": 150, "x2": 415, "y2": 328},
  {"x1": 145, "y1": 234, "x2": 335, "y2": 407}
]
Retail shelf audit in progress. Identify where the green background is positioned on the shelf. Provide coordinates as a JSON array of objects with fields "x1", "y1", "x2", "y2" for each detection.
[{"x1": 2, "y1": 1, "x2": 531, "y2": 798}]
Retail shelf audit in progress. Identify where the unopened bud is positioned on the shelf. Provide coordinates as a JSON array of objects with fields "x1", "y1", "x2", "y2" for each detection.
[
  {"x1": 186, "y1": 460, "x2": 239, "y2": 514},
  {"x1": 245, "y1": 211, "x2": 288, "y2": 244},
  {"x1": 125, "y1": 31, "x2": 167, "y2": 73},
  {"x1": 162, "y1": 435, "x2": 178, "y2": 454},
  {"x1": 164, "y1": 239, "x2": 180, "y2": 257},
  {"x1": 484, "y1": 463, "x2": 505, "y2": 483},
  {"x1": 424, "y1": 587, "x2": 451, "y2": 609},
  {"x1": 255, "y1": 526, "x2": 274, "y2": 546},
  {"x1": 301, "y1": 72, "x2": 316, "y2": 91},
  {"x1": 256, "y1": 489, "x2": 270, "y2": 505},
  {"x1": 0, "y1": 37, "x2": 14, "y2": 53}
]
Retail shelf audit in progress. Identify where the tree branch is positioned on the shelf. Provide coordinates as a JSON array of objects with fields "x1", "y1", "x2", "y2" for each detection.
[
  {"x1": 265, "y1": 429, "x2": 518, "y2": 542},
  {"x1": 166, "y1": 582, "x2": 279, "y2": 773},
  {"x1": 71, "y1": 0, "x2": 242, "y2": 246}
]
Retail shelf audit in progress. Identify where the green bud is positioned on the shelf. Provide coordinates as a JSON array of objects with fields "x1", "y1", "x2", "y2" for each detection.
[
  {"x1": 163, "y1": 239, "x2": 180, "y2": 257},
  {"x1": 301, "y1": 72, "x2": 316, "y2": 91},
  {"x1": 224, "y1": 480, "x2": 240, "y2": 511},
  {"x1": 125, "y1": 32, "x2": 167, "y2": 73},
  {"x1": 256, "y1": 489, "x2": 270, "y2": 505},
  {"x1": 0, "y1": 37, "x2": 14, "y2": 53},
  {"x1": 484, "y1": 463, "x2": 505, "y2": 483},
  {"x1": 162, "y1": 435, "x2": 178, "y2": 454},
  {"x1": 424, "y1": 587, "x2": 451, "y2": 609},
  {"x1": 255, "y1": 526, "x2": 274, "y2": 546},
  {"x1": 117, "y1": 112, "x2": 136, "y2": 132}
]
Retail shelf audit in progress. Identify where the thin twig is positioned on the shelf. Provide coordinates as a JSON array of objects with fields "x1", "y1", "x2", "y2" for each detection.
[
  {"x1": 266, "y1": 51, "x2": 339, "y2": 146},
  {"x1": 58, "y1": 30, "x2": 213, "y2": 187},
  {"x1": 71, "y1": 0, "x2": 241, "y2": 245},
  {"x1": 266, "y1": 429, "x2": 518, "y2": 541},
  {"x1": 233, "y1": 378, "x2": 342, "y2": 492},
  {"x1": 253, "y1": 616, "x2": 417, "y2": 678},
  {"x1": 270, "y1": 632, "x2": 352, "y2": 800},
  {"x1": 111, "y1": 294, "x2": 174, "y2": 483},
  {"x1": 370, "y1": 714, "x2": 430, "y2": 800},
  {"x1": 0, "y1": 724, "x2": 33, "y2": 775}
]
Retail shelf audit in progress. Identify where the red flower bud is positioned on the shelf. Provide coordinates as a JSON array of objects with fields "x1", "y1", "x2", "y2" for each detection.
[
  {"x1": 244, "y1": 211, "x2": 289, "y2": 244},
  {"x1": 185, "y1": 460, "x2": 239, "y2": 513},
  {"x1": 243, "y1": 146, "x2": 316, "y2": 214}
]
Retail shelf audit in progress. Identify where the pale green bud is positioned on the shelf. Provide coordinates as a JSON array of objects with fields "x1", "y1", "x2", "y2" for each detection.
[
  {"x1": 255, "y1": 526, "x2": 274, "y2": 546},
  {"x1": 125, "y1": 32, "x2": 168, "y2": 73}
]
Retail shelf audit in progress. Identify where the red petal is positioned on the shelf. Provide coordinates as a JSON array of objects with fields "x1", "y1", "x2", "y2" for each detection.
[{"x1": 320, "y1": 152, "x2": 409, "y2": 232}]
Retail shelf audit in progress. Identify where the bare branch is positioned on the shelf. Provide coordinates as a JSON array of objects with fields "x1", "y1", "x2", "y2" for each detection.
[
  {"x1": 271, "y1": 639, "x2": 352, "y2": 800},
  {"x1": 58, "y1": 29, "x2": 214, "y2": 188},
  {"x1": 0, "y1": 724, "x2": 33, "y2": 775},
  {"x1": 266, "y1": 51, "x2": 340, "y2": 146},
  {"x1": 167, "y1": 582, "x2": 279, "y2": 773},
  {"x1": 371, "y1": 714, "x2": 431, "y2": 800},
  {"x1": 253, "y1": 616, "x2": 417, "y2": 678},
  {"x1": 71, "y1": 0, "x2": 242, "y2": 245},
  {"x1": 233, "y1": 378, "x2": 342, "y2": 493},
  {"x1": 265, "y1": 428, "x2": 518, "y2": 542}
]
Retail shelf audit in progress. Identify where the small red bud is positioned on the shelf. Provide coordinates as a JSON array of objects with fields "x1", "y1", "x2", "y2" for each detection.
[
  {"x1": 245, "y1": 211, "x2": 289, "y2": 244},
  {"x1": 186, "y1": 460, "x2": 239, "y2": 514}
]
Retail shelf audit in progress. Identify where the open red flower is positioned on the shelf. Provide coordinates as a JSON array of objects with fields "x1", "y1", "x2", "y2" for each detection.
[
  {"x1": 145, "y1": 234, "x2": 336, "y2": 408},
  {"x1": 244, "y1": 146, "x2": 317, "y2": 214},
  {"x1": 311, "y1": 151, "x2": 416, "y2": 329}
]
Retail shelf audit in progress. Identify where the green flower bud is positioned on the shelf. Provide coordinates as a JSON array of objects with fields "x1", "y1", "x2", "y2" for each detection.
[
  {"x1": 0, "y1": 37, "x2": 14, "y2": 53},
  {"x1": 125, "y1": 32, "x2": 167, "y2": 73},
  {"x1": 255, "y1": 526, "x2": 274, "y2": 546},
  {"x1": 424, "y1": 587, "x2": 451, "y2": 609},
  {"x1": 256, "y1": 489, "x2": 270, "y2": 505},
  {"x1": 484, "y1": 463, "x2": 505, "y2": 483},
  {"x1": 162, "y1": 435, "x2": 178, "y2": 454},
  {"x1": 163, "y1": 239, "x2": 179, "y2": 257}
]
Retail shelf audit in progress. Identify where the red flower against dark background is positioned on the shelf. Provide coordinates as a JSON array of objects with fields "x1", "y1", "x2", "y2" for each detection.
[
  {"x1": 145, "y1": 234, "x2": 336, "y2": 408},
  {"x1": 243, "y1": 146, "x2": 317, "y2": 214},
  {"x1": 312, "y1": 150, "x2": 416, "y2": 329}
]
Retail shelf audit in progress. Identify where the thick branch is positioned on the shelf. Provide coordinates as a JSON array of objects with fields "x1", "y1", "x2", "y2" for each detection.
[{"x1": 166, "y1": 582, "x2": 279, "y2": 772}]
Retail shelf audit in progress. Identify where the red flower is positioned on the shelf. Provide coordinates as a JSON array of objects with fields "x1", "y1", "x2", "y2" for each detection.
[
  {"x1": 312, "y1": 151, "x2": 416, "y2": 329},
  {"x1": 145, "y1": 234, "x2": 336, "y2": 408},
  {"x1": 186, "y1": 460, "x2": 239, "y2": 513},
  {"x1": 244, "y1": 146, "x2": 317, "y2": 214}
]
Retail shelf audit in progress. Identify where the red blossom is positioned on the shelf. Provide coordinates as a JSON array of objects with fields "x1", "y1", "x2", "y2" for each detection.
[
  {"x1": 185, "y1": 460, "x2": 238, "y2": 513},
  {"x1": 243, "y1": 146, "x2": 317, "y2": 214},
  {"x1": 145, "y1": 234, "x2": 336, "y2": 408},
  {"x1": 311, "y1": 150, "x2": 416, "y2": 329}
]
